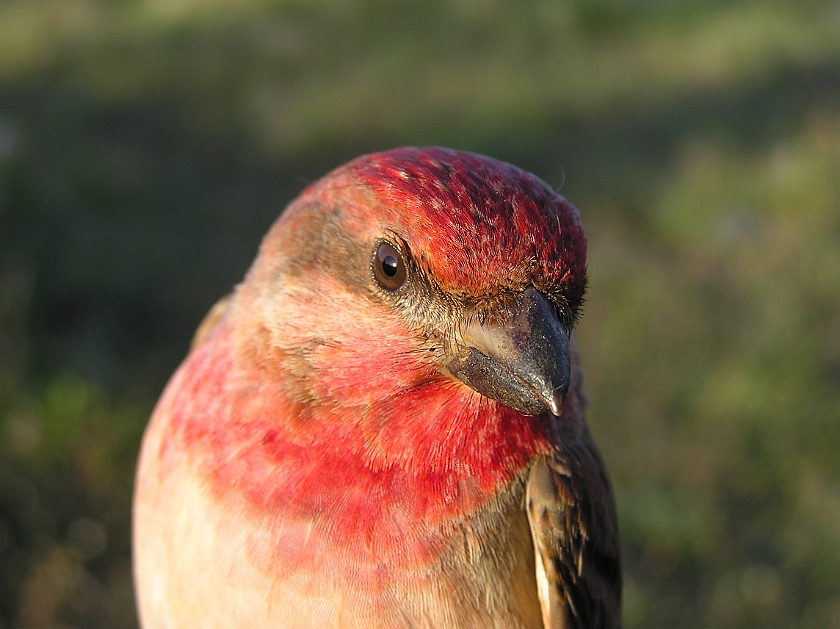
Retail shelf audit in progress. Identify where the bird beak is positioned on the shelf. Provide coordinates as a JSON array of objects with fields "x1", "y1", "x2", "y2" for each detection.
[{"x1": 445, "y1": 286, "x2": 571, "y2": 416}]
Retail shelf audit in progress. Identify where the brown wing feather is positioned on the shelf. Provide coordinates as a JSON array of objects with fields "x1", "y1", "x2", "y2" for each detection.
[
  {"x1": 191, "y1": 295, "x2": 232, "y2": 350},
  {"x1": 526, "y1": 438, "x2": 622, "y2": 629}
]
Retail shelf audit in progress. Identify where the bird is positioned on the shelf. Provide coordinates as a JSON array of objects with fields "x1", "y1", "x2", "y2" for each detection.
[{"x1": 133, "y1": 147, "x2": 622, "y2": 629}]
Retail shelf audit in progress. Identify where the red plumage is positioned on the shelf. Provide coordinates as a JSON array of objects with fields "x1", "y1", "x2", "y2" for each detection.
[{"x1": 134, "y1": 147, "x2": 621, "y2": 629}]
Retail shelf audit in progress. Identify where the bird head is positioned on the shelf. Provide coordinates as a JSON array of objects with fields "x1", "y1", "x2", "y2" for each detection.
[{"x1": 231, "y1": 147, "x2": 587, "y2": 420}]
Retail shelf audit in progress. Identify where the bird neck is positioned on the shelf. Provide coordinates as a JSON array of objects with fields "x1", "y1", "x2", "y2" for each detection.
[
  {"x1": 153, "y1": 321, "x2": 557, "y2": 571},
  {"x1": 166, "y1": 321, "x2": 553, "y2": 515}
]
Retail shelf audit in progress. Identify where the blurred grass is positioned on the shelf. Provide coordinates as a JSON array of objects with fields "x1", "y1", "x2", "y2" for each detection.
[
  {"x1": 581, "y1": 110, "x2": 840, "y2": 628},
  {"x1": 1, "y1": 0, "x2": 840, "y2": 627}
]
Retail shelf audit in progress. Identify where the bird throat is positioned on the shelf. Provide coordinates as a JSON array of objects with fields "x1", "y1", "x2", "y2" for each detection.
[{"x1": 156, "y1": 323, "x2": 555, "y2": 569}]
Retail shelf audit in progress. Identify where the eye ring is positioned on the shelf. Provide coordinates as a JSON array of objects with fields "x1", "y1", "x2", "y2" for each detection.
[{"x1": 372, "y1": 240, "x2": 407, "y2": 292}]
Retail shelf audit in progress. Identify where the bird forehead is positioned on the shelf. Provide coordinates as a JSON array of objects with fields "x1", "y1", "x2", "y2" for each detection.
[{"x1": 343, "y1": 147, "x2": 587, "y2": 295}]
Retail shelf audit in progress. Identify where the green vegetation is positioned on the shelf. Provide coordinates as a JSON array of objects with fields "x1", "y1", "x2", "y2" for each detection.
[{"x1": 1, "y1": 1, "x2": 839, "y2": 627}]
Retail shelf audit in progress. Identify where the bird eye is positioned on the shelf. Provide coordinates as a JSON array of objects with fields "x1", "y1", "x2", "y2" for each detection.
[{"x1": 372, "y1": 241, "x2": 407, "y2": 292}]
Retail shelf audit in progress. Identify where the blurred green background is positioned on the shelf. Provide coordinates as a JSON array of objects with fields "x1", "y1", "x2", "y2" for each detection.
[{"x1": 1, "y1": 0, "x2": 839, "y2": 627}]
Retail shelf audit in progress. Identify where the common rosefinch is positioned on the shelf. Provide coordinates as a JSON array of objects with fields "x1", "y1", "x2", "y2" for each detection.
[{"x1": 133, "y1": 147, "x2": 622, "y2": 629}]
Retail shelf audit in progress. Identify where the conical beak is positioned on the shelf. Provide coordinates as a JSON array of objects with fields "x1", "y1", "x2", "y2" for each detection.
[{"x1": 445, "y1": 286, "x2": 570, "y2": 416}]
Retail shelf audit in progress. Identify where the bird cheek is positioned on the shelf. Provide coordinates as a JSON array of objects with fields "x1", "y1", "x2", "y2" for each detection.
[
  {"x1": 311, "y1": 344, "x2": 425, "y2": 408},
  {"x1": 306, "y1": 310, "x2": 432, "y2": 408}
]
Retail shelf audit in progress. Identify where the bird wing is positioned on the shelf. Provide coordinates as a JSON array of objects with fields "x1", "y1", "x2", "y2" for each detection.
[
  {"x1": 525, "y1": 433, "x2": 623, "y2": 629},
  {"x1": 191, "y1": 295, "x2": 232, "y2": 350}
]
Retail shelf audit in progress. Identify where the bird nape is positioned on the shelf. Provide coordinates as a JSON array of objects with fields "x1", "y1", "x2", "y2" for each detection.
[{"x1": 133, "y1": 147, "x2": 622, "y2": 629}]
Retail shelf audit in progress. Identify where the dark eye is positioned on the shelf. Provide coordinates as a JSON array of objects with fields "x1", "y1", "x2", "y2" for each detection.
[{"x1": 372, "y1": 241, "x2": 407, "y2": 292}]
